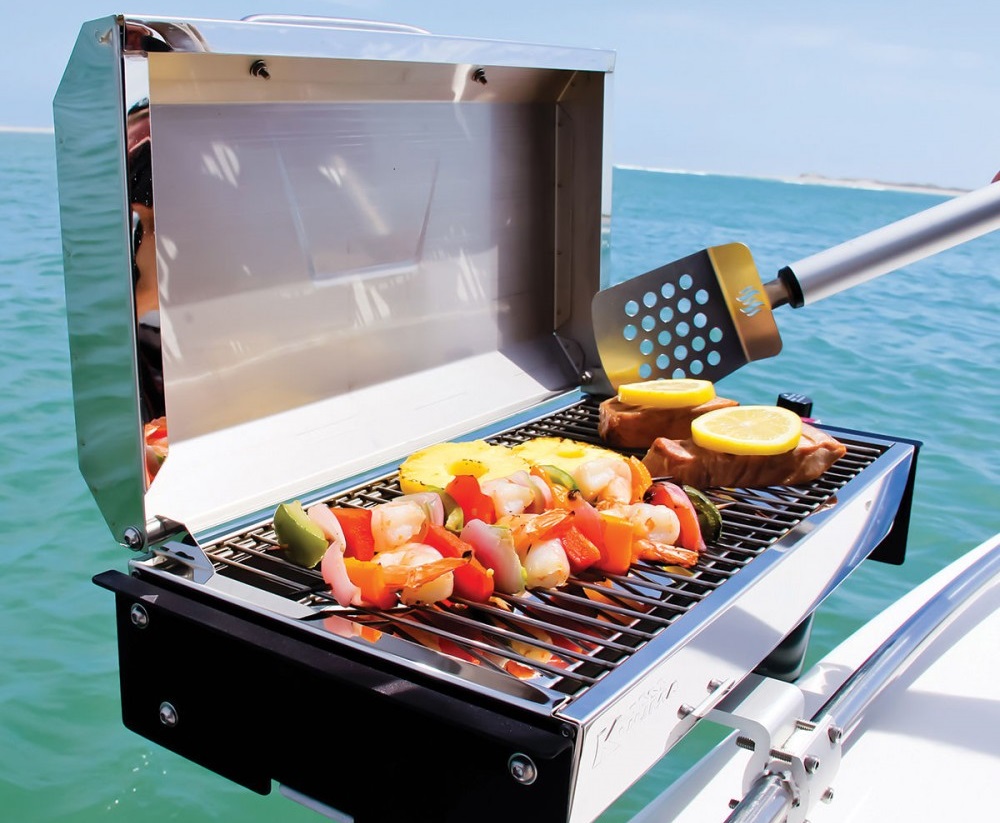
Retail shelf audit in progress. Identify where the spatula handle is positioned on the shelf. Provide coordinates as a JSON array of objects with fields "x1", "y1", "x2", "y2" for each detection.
[{"x1": 775, "y1": 181, "x2": 1000, "y2": 307}]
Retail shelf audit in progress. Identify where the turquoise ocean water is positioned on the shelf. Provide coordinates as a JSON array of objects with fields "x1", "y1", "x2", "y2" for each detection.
[{"x1": 2, "y1": 130, "x2": 997, "y2": 821}]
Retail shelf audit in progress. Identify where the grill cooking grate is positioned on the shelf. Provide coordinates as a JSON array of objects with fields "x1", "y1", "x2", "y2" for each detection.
[{"x1": 200, "y1": 398, "x2": 885, "y2": 697}]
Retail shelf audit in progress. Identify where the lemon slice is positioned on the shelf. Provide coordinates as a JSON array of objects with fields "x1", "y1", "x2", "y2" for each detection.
[
  {"x1": 617, "y1": 378, "x2": 716, "y2": 409},
  {"x1": 690, "y1": 405, "x2": 802, "y2": 455}
]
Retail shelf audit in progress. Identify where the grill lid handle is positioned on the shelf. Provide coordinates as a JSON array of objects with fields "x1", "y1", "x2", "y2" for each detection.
[{"x1": 240, "y1": 14, "x2": 431, "y2": 34}]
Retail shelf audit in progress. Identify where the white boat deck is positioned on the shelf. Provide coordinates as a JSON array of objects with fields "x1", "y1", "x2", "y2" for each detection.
[{"x1": 635, "y1": 533, "x2": 1000, "y2": 822}]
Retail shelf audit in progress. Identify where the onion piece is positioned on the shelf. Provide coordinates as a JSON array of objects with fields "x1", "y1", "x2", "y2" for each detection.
[
  {"x1": 460, "y1": 519, "x2": 525, "y2": 594},
  {"x1": 321, "y1": 545, "x2": 362, "y2": 607},
  {"x1": 527, "y1": 475, "x2": 554, "y2": 513},
  {"x1": 564, "y1": 491, "x2": 605, "y2": 549},
  {"x1": 307, "y1": 504, "x2": 347, "y2": 553}
]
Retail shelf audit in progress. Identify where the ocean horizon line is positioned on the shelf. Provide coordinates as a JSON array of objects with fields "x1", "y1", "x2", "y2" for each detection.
[
  {"x1": 0, "y1": 125, "x2": 55, "y2": 134},
  {"x1": 614, "y1": 163, "x2": 969, "y2": 197}
]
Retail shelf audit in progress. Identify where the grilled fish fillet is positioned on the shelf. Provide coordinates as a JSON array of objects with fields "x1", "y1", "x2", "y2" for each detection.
[
  {"x1": 599, "y1": 395, "x2": 740, "y2": 449},
  {"x1": 641, "y1": 423, "x2": 847, "y2": 488}
]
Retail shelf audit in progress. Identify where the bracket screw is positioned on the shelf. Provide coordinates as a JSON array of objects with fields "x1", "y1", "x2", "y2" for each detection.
[
  {"x1": 803, "y1": 755, "x2": 821, "y2": 774},
  {"x1": 250, "y1": 59, "x2": 270, "y2": 79},
  {"x1": 508, "y1": 754, "x2": 537, "y2": 785},
  {"x1": 159, "y1": 702, "x2": 178, "y2": 727},
  {"x1": 828, "y1": 725, "x2": 843, "y2": 743},
  {"x1": 129, "y1": 603, "x2": 149, "y2": 629},
  {"x1": 472, "y1": 67, "x2": 488, "y2": 85}
]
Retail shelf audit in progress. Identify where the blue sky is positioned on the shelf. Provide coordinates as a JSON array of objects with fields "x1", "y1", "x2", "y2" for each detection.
[{"x1": 8, "y1": 1, "x2": 997, "y2": 190}]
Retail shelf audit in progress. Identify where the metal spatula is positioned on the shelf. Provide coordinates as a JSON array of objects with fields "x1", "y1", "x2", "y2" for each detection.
[{"x1": 592, "y1": 181, "x2": 1000, "y2": 388}]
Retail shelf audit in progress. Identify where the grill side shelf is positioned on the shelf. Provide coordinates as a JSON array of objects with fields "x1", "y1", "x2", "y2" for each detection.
[{"x1": 94, "y1": 569, "x2": 579, "y2": 823}]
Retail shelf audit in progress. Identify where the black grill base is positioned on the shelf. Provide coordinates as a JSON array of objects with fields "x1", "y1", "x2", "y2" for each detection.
[{"x1": 97, "y1": 570, "x2": 577, "y2": 823}]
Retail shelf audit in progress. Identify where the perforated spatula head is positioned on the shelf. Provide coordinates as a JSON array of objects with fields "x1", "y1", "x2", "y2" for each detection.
[{"x1": 592, "y1": 242, "x2": 783, "y2": 388}]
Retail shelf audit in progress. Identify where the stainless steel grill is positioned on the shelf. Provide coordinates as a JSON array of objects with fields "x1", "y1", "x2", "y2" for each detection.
[{"x1": 55, "y1": 14, "x2": 918, "y2": 823}]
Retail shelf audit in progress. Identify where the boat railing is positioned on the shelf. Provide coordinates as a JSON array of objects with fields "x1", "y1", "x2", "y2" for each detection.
[{"x1": 722, "y1": 531, "x2": 1000, "y2": 823}]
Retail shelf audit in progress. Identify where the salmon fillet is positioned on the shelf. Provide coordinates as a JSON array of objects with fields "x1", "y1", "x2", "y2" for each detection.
[
  {"x1": 599, "y1": 395, "x2": 740, "y2": 450},
  {"x1": 641, "y1": 423, "x2": 847, "y2": 488}
]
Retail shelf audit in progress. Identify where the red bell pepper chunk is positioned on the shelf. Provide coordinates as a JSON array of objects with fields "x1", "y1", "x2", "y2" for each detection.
[
  {"x1": 445, "y1": 475, "x2": 496, "y2": 525},
  {"x1": 563, "y1": 491, "x2": 606, "y2": 550},
  {"x1": 330, "y1": 507, "x2": 376, "y2": 560},
  {"x1": 422, "y1": 522, "x2": 495, "y2": 602},
  {"x1": 550, "y1": 522, "x2": 602, "y2": 574},
  {"x1": 644, "y1": 481, "x2": 706, "y2": 553}
]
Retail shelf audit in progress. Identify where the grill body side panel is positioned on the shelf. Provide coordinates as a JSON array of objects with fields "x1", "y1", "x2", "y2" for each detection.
[
  {"x1": 99, "y1": 570, "x2": 577, "y2": 823},
  {"x1": 564, "y1": 438, "x2": 917, "y2": 821}
]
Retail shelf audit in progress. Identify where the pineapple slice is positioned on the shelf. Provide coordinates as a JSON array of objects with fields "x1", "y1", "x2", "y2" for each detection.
[
  {"x1": 398, "y1": 440, "x2": 531, "y2": 495},
  {"x1": 510, "y1": 436, "x2": 622, "y2": 477}
]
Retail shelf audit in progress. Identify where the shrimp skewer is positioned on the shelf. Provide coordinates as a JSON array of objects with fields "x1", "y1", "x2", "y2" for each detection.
[{"x1": 573, "y1": 456, "x2": 633, "y2": 506}]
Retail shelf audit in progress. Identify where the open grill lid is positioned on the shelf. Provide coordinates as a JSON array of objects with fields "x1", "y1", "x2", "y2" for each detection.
[{"x1": 54, "y1": 14, "x2": 616, "y2": 547}]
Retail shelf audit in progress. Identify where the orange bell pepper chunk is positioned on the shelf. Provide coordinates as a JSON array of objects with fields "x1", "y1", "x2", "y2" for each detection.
[
  {"x1": 343, "y1": 557, "x2": 398, "y2": 609},
  {"x1": 530, "y1": 465, "x2": 574, "y2": 510},
  {"x1": 627, "y1": 455, "x2": 653, "y2": 503},
  {"x1": 595, "y1": 512, "x2": 634, "y2": 576}
]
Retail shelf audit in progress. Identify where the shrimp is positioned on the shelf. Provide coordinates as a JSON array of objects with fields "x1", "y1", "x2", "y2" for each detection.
[
  {"x1": 626, "y1": 502, "x2": 681, "y2": 546},
  {"x1": 523, "y1": 538, "x2": 570, "y2": 590},
  {"x1": 377, "y1": 543, "x2": 456, "y2": 606},
  {"x1": 573, "y1": 456, "x2": 633, "y2": 506},
  {"x1": 481, "y1": 476, "x2": 536, "y2": 517},
  {"x1": 370, "y1": 499, "x2": 427, "y2": 552},
  {"x1": 633, "y1": 539, "x2": 698, "y2": 568}
]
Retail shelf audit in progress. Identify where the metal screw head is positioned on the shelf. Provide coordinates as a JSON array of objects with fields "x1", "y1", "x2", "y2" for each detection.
[
  {"x1": 158, "y1": 702, "x2": 178, "y2": 727},
  {"x1": 677, "y1": 703, "x2": 694, "y2": 719},
  {"x1": 803, "y1": 755, "x2": 821, "y2": 774},
  {"x1": 508, "y1": 754, "x2": 537, "y2": 785},
  {"x1": 472, "y1": 67, "x2": 488, "y2": 85},
  {"x1": 828, "y1": 725, "x2": 843, "y2": 743},
  {"x1": 249, "y1": 59, "x2": 270, "y2": 79},
  {"x1": 129, "y1": 603, "x2": 149, "y2": 628},
  {"x1": 122, "y1": 527, "x2": 144, "y2": 549}
]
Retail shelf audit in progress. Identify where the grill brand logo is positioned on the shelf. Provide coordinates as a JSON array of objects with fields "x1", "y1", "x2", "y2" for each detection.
[
  {"x1": 589, "y1": 676, "x2": 678, "y2": 768},
  {"x1": 737, "y1": 285, "x2": 766, "y2": 317}
]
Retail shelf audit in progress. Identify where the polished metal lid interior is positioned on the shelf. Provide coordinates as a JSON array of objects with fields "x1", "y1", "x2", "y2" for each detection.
[{"x1": 54, "y1": 14, "x2": 616, "y2": 544}]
